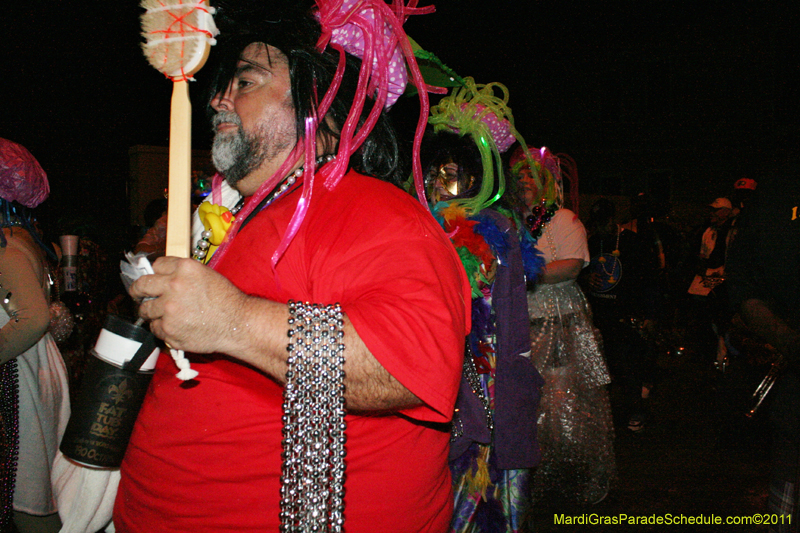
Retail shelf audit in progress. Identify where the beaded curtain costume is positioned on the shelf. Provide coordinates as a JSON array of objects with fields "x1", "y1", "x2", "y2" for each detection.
[
  {"x1": 422, "y1": 79, "x2": 546, "y2": 533},
  {"x1": 514, "y1": 146, "x2": 616, "y2": 506}
]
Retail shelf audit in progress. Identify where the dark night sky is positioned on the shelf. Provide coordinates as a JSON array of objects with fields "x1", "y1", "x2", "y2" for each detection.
[{"x1": 2, "y1": 1, "x2": 799, "y2": 240}]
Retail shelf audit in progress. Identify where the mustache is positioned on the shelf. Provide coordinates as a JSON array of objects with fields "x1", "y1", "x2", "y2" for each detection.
[{"x1": 212, "y1": 111, "x2": 243, "y2": 129}]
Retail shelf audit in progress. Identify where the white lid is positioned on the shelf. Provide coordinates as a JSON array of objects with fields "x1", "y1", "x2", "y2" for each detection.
[{"x1": 94, "y1": 328, "x2": 160, "y2": 371}]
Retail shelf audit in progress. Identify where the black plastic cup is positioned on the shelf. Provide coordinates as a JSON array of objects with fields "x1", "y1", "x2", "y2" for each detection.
[{"x1": 60, "y1": 315, "x2": 159, "y2": 468}]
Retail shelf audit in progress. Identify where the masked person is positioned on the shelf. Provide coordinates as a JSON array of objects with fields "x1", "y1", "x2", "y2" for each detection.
[
  {"x1": 115, "y1": 2, "x2": 471, "y2": 531},
  {"x1": 515, "y1": 147, "x2": 616, "y2": 505},
  {"x1": 422, "y1": 78, "x2": 544, "y2": 533}
]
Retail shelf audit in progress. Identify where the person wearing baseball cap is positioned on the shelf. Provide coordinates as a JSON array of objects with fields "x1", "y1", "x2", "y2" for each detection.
[{"x1": 690, "y1": 197, "x2": 734, "y2": 370}]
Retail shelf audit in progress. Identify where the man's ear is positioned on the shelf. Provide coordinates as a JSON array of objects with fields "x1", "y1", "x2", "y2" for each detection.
[{"x1": 316, "y1": 116, "x2": 339, "y2": 155}]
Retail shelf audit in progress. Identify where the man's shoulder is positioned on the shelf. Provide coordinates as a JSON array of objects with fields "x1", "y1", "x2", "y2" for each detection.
[
  {"x1": 338, "y1": 169, "x2": 413, "y2": 198},
  {"x1": 300, "y1": 168, "x2": 447, "y2": 247},
  {"x1": 323, "y1": 168, "x2": 429, "y2": 218}
]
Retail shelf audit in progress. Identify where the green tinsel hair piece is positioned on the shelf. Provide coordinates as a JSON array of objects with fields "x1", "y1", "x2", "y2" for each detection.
[{"x1": 428, "y1": 77, "x2": 528, "y2": 215}]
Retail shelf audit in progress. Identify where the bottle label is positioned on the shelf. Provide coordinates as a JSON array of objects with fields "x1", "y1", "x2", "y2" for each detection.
[{"x1": 64, "y1": 266, "x2": 78, "y2": 292}]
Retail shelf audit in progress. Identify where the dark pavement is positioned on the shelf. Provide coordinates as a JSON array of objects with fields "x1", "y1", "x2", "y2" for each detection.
[{"x1": 528, "y1": 330, "x2": 775, "y2": 533}]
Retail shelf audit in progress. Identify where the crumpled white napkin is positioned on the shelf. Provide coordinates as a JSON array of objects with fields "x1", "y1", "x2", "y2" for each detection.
[{"x1": 119, "y1": 252, "x2": 197, "y2": 381}]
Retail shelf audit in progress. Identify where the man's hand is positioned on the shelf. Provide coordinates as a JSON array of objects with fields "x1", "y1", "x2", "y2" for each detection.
[{"x1": 130, "y1": 256, "x2": 247, "y2": 355}]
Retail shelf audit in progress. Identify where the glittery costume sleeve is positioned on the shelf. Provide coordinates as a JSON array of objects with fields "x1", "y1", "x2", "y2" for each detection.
[{"x1": 0, "y1": 234, "x2": 50, "y2": 362}]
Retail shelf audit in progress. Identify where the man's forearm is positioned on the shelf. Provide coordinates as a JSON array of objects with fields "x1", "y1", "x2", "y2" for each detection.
[
  {"x1": 134, "y1": 257, "x2": 423, "y2": 412},
  {"x1": 541, "y1": 258, "x2": 584, "y2": 284},
  {"x1": 225, "y1": 295, "x2": 422, "y2": 412}
]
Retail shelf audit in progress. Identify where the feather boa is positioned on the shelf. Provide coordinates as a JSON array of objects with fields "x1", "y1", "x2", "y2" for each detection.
[
  {"x1": 434, "y1": 202, "x2": 522, "y2": 298},
  {"x1": 518, "y1": 226, "x2": 546, "y2": 281},
  {"x1": 495, "y1": 205, "x2": 546, "y2": 282},
  {"x1": 471, "y1": 212, "x2": 509, "y2": 263}
]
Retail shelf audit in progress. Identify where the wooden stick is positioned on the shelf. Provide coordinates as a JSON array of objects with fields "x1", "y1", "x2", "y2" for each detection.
[{"x1": 166, "y1": 79, "x2": 192, "y2": 258}]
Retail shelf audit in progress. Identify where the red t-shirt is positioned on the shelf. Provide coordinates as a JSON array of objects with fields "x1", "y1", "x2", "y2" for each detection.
[{"x1": 114, "y1": 168, "x2": 470, "y2": 532}]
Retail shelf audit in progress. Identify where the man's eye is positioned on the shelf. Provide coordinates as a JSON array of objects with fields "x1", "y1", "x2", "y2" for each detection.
[{"x1": 236, "y1": 79, "x2": 253, "y2": 89}]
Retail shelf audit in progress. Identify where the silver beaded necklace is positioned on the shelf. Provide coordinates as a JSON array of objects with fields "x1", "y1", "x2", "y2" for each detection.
[
  {"x1": 529, "y1": 221, "x2": 561, "y2": 359},
  {"x1": 0, "y1": 271, "x2": 19, "y2": 529},
  {"x1": 281, "y1": 300, "x2": 347, "y2": 532}
]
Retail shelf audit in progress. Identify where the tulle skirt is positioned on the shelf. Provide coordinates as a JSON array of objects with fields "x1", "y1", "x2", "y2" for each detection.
[{"x1": 527, "y1": 281, "x2": 616, "y2": 505}]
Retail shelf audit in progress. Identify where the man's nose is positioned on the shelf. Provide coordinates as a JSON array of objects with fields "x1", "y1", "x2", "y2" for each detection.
[{"x1": 211, "y1": 87, "x2": 233, "y2": 111}]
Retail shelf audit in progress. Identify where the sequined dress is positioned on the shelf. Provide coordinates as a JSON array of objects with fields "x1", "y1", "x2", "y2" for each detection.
[{"x1": 527, "y1": 209, "x2": 615, "y2": 505}]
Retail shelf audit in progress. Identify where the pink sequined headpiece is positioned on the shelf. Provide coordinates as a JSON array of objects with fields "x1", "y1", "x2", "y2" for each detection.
[
  {"x1": 428, "y1": 78, "x2": 525, "y2": 213},
  {"x1": 317, "y1": 0, "x2": 409, "y2": 109},
  {"x1": 467, "y1": 104, "x2": 516, "y2": 153},
  {"x1": 0, "y1": 138, "x2": 49, "y2": 208}
]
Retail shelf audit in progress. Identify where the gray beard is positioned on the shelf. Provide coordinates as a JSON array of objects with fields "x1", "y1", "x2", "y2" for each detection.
[
  {"x1": 211, "y1": 110, "x2": 296, "y2": 190},
  {"x1": 211, "y1": 112, "x2": 263, "y2": 188}
]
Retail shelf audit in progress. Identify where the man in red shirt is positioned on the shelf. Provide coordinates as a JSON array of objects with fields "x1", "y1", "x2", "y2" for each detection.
[{"x1": 117, "y1": 2, "x2": 470, "y2": 531}]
